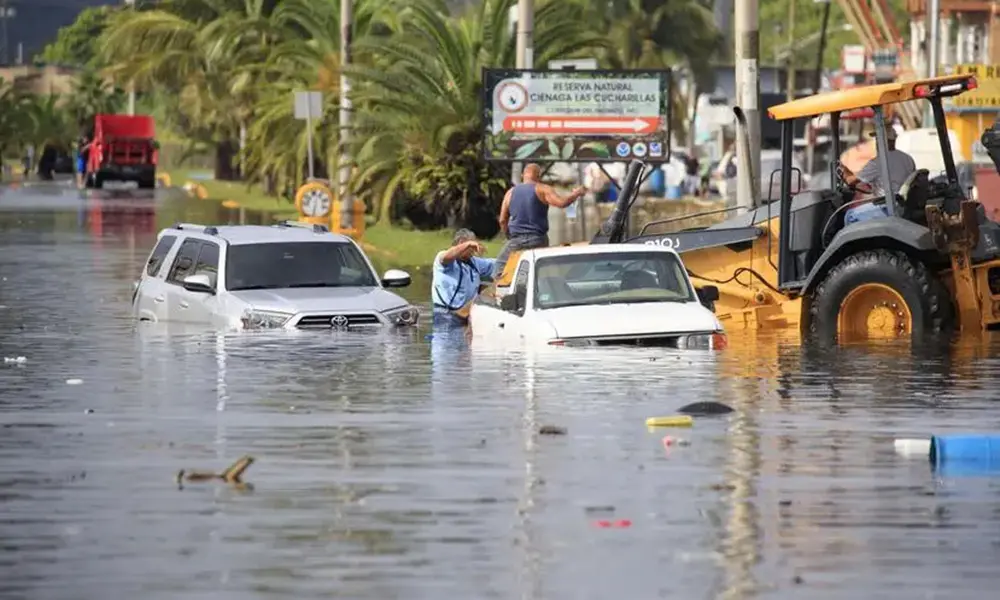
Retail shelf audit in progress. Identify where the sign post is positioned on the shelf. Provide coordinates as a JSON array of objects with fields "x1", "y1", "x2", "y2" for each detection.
[
  {"x1": 293, "y1": 90, "x2": 334, "y2": 227},
  {"x1": 294, "y1": 90, "x2": 323, "y2": 179}
]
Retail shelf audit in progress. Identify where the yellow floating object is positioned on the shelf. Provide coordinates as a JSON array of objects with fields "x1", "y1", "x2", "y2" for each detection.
[
  {"x1": 645, "y1": 415, "x2": 693, "y2": 428},
  {"x1": 157, "y1": 173, "x2": 172, "y2": 187},
  {"x1": 221, "y1": 199, "x2": 240, "y2": 209}
]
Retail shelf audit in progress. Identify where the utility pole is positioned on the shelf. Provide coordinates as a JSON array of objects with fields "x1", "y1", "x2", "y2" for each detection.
[
  {"x1": 786, "y1": 0, "x2": 796, "y2": 102},
  {"x1": 339, "y1": 0, "x2": 354, "y2": 230},
  {"x1": 125, "y1": 0, "x2": 136, "y2": 115},
  {"x1": 735, "y1": 0, "x2": 761, "y2": 210},
  {"x1": 925, "y1": 0, "x2": 940, "y2": 127},
  {"x1": 512, "y1": 0, "x2": 533, "y2": 185}
]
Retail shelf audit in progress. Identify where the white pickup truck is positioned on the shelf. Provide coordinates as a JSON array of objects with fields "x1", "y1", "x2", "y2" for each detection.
[{"x1": 469, "y1": 244, "x2": 726, "y2": 348}]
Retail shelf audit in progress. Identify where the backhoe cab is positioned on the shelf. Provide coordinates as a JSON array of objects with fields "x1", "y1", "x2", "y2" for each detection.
[{"x1": 496, "y1": 73, "x2": 1000, "y2": 344}]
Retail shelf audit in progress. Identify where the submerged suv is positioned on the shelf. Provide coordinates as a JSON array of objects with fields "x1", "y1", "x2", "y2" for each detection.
[{"x1": 132, "y1": 221, "x2": 419, "y2": 329}]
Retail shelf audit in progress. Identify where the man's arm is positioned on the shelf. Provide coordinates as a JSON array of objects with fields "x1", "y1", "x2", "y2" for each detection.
[
  {"x1": 537, "y1": 183, "x2": 585, "y2": 209},
  {"x1": 499, "y1": 189, "x2": 513, "y2": 235},
  {"x1": 438, "y1": 240, "x2": 483, "y2": 266}
]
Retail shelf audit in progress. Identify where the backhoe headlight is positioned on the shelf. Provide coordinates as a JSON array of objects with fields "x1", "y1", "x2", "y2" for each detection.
[
  {"x1": 240, "y1": 310, "x2": 293, "y2": 330},
  {"x1": 677, "y1": 332, "x2": 728, "y2": 350},
  {"x1": 382, "y1": 305, "x2": 420, "y2": 326}
]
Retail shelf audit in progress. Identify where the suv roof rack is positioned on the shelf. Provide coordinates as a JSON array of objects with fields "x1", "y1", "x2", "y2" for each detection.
[
  {"x1": 274, "y1": 220, "x2": 329, "y2": 233},
  {"x1": 172, "y1": 222, "x2": 219, "y2": 235}
]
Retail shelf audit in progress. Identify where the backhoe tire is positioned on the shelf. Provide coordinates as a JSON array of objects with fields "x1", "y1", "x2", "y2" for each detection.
[{"x1": 808, "y1": 250, "x2": 951, "y2": 344}]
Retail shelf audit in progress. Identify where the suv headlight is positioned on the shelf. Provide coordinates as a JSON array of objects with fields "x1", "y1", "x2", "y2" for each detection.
[
  {"x1": 241, "y1": 310, "x2": 293, "y2": 330},
  {"x1": 382, "y1": 305, "x2": 420, "y2": 326},
  {"x1": 676, "y1": 332, "x2": 728, "y2": 350}
]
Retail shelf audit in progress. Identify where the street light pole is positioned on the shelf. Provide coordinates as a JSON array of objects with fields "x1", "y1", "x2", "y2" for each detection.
[
  {"x1": 512, "y1": 0, "x2": 533, "y2": 185},
  {"x1": 339, "y1": 0, "x2": 354, "y2": 230},
  {"x1": 735, "y1": 0, "x2": 761, "y2": 210},
  {"x1": 125, "y1": 0, "x2": 136, "y2": 115}
]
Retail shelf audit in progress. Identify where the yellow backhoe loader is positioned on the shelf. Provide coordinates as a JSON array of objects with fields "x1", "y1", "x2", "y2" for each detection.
[{"x1": 496, "y1": 73, "x2": 1000, "y2": 344}]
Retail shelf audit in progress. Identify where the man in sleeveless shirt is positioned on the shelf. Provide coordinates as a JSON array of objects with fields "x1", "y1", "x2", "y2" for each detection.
[{"x1": 493, "y1": 163, "x2": 586, "y2": 278}]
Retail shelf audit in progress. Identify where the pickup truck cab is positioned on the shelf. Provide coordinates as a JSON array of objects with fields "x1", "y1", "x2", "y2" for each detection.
[{"x1": 469, "y1": 244, "x2": 725, "y2": 348}]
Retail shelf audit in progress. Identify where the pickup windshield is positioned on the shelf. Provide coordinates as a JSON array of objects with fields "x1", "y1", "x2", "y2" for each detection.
[
  {"x1": 533, "y1": 251, "x2": 696, "y2": 310},
  {"x1": 225, "y1": 242, "x2": 378, "y2": 291}
]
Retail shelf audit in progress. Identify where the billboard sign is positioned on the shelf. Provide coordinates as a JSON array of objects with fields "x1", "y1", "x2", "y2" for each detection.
[
  {"x1": 952, "y1": 64, "x2": 1000, "y2": 108},
  {"x1": 482, "y1": 68, "x2": 671, "y2": 163}
]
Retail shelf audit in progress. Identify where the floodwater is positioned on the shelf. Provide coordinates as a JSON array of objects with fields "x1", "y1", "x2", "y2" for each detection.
[{"x1": 2, "y1": 180, "x2": 1000, "y2": 600}]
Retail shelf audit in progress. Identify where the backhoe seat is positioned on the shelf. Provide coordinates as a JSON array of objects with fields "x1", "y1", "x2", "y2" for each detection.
[{"x1": 897, "y1": 169, "x2": 930, "y2": 223}]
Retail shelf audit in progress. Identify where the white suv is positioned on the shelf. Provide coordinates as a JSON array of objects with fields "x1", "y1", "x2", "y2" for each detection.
[{"x1": 132, "y1": 221, "x2": 419, "y2": 329}]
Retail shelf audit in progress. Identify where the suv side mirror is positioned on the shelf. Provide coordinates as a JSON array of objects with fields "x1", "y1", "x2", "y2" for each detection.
[
  {"x1": 381, "y1": 269, "x2": 411, "y2": 288},
  {"x1": 182, "y1": 273, "x2": 215, "y2": 294},
  {"x1": 697, "y1": 285, "x2": 719, "y2": 304}
]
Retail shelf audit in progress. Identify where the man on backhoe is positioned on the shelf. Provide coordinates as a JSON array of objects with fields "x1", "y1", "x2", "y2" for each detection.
[
  {"x1": 492, "y1": 163, "x2": 585, "y2": 278},
  {"x1": 839, "y1": 126, "x2": 917, "y2": 224}
]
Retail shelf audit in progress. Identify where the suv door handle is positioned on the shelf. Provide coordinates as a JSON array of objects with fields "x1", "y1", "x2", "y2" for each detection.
[
  {"x1": 179, "y1": 301, "x2": 189, "y2": 309},
  {"x1": 153, "y1": 296, "x2": 165, "y2": 303}
]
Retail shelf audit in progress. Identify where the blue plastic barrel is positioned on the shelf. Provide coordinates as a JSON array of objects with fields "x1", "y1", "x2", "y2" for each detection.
[
  {"x1": 665, "y1": 185, "x2": 682, "y2": 199},
  {"x1": 930, "y1": 434, "x2": 1000, "y2": 476}
]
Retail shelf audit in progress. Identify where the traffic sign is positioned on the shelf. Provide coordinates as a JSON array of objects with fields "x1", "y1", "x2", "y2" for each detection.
[
  {"x1": 295, "y1": 181, "x2": 333, "y2": 218},
  {"x1": 293, "y1": 91, "x2": 322, "y2": 120}
]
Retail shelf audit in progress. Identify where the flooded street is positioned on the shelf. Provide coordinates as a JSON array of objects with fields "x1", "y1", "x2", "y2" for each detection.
[{"x1": 2, "y1": 181, "x2": 1000, "y2": 599}]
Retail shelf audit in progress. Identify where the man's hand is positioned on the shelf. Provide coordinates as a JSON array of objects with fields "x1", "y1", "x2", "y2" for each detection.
[
  {"x1": 466, "y1": 240, "x2": 486, "y2": 255},
  {"x1": 571, "y1": 186, "x2": 586, "y2": 199}
]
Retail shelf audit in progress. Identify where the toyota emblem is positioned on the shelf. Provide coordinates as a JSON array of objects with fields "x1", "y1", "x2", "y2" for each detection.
[{"x1": 330, "y1": 315, "x2": 349, "y2": 328}]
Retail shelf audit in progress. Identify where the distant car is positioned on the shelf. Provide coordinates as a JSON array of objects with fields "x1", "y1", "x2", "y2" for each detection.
[
  {"x1": 132, "y1": 221, "x2": 419, "y2": 329},
  {"x1": 469, "y1": 244, "x2": 726, "y2": 348}
]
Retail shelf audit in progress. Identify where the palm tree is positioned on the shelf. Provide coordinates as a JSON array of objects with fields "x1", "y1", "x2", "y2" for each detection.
[
  {"x1": 590, "y1": 0, "x2": 722, "y2": 148},
  {"x1": 240, "y1": 0, "x2": 401, "y2": 194},
  {"x1": 65, "y1": 70, "x2": 126, "y2": 129},
  {"x1": 344, "y1": 0, "x2": 605, "y2": 229},
  {"x1": 98, "y1": 0, "x2": 288, "y2": 180}
]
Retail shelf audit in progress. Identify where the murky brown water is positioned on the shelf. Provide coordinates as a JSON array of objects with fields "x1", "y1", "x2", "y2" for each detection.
[{"x1": 2, "y1": 181, "x2": 1000, "y2": 599}]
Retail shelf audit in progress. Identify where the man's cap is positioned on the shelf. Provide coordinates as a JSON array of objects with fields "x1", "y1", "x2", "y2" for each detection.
[{"x1": 452, "y1": 228, "x2": 477, "y2": 245}]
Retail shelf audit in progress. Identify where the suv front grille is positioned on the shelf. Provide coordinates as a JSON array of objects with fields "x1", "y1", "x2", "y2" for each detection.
[{"x1": 296, "y1": 313, "x2": 382, "y2": 328}]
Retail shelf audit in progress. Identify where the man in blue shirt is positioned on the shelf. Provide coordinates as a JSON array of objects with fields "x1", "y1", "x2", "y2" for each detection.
[{"x1": 431, "y1": 228, "x2": 495, "y2": 326}]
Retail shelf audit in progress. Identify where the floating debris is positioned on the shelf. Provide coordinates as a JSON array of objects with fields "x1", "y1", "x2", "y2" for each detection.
[
  {"x1": 677, "y1": 401, "x2": 733, "y2": 416},
  {"x1": 176, "y1": 455, "x2": 255, "y2": 490},
  {"x1": 66, "y1": 378, "x2": 83, "y2": 385},
  {"x1": 645, "y1": 415, "x2": 693, "y2": 428},
  {"x1": 538, "y1": 425, "x2": 567, "y2": 435},
  {"x1": 3, "y1": 356, "x2": 26, "y2": 364}
]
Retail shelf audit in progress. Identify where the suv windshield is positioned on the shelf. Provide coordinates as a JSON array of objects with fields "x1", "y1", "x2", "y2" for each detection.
[
  {"x1": 533, "y1": 251, "x2": 696, "y2": 309},
  {"x1": 225, "y1": 242, "x2": 378, "y2": 291}
]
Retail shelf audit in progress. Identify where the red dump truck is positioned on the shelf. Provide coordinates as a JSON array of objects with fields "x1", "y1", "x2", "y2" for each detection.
[{"x1": 85, "y1": 114, "x2": 159, "y2": 189}]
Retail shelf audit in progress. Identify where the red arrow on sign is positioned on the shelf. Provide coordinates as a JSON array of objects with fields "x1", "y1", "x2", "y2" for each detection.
[{"x1": 502, "y1": 116, "x2": 660, "y2": 134}]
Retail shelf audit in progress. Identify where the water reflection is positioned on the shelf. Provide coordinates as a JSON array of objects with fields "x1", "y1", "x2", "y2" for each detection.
[{"x1": 6, "y1": 183, "x2": 1000, "y2": 597}]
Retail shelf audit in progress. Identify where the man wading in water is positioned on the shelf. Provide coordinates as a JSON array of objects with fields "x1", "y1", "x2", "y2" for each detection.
[
  {"x1": 493, "y1": 163, "x2": 585, "y2": 278},
  {"x1": 431, "y1": 229, "x2": 496, "y2": 327}
]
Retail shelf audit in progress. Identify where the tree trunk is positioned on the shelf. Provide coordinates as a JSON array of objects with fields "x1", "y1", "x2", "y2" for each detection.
[{"x1": 214, "y1": 140, "x2": 239, "y2": 181}]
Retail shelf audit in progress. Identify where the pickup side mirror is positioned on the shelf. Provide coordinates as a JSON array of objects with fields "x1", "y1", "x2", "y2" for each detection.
[
  {"x1": 697, "y1": 285, "x2": 719, "y2": 305},
  {"x1": 381, "y1": 268, "x2": 411, "y2": 288},
  {"x1": 182, "y1": 273, "x2": 215, "y2": 294},
  {"x1": 500, "y1": 293, "x2": 520, "y2": 313}
]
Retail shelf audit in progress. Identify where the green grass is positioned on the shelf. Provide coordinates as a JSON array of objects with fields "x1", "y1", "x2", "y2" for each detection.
[
  {"x1": 163, "y1": 168, "x2": 299, "y2": 220},
  {"x1": 162, "y1": 168, "x2": 502, "y2": 269},
  {"x1": 361, "y1": 225, "x2": 502, "y2": 267}
]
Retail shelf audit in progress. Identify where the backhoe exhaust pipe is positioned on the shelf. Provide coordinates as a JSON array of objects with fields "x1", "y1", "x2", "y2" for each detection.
[
  {"x1": 733, "y1": 106, "x2": 760, "y2": 209},
  {"x1": 592, "y1": 159, "x2": 645, "y2": 244}
]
